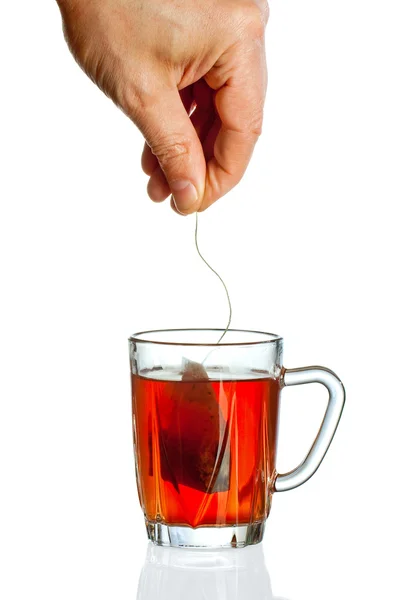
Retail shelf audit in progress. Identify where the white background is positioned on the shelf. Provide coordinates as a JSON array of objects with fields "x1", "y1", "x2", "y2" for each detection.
[{"x1": 1, "y1": 1, "x2": 399, "y2": 598}]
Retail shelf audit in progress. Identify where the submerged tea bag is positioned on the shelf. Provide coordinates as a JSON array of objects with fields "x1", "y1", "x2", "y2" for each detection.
[
  {"x1": 159, "y1": 359, "x2": 231, "y2": 494},
  {"x1": 157, "y1": 214, "x2": 233, "y2": 494}
]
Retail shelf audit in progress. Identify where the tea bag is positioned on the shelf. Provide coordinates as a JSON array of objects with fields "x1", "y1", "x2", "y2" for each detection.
[
  {"x1": 159, "y1": 359, "x2": 231, "y2": 494},
  {"x1": 158, "y1": 214, "x2": 232, "y2": 494}
]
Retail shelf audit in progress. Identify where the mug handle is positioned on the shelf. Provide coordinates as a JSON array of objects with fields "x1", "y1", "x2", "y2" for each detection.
[{"x1": 274, "y1": 366, "x2": 346, "y2": 493}]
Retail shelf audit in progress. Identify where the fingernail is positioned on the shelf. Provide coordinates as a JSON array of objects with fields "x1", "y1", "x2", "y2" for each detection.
[{"x1": 170, "y1": 180, "x2": 198, "y2": 212}]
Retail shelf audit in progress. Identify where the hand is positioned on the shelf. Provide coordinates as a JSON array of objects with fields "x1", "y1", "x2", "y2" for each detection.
[{"x1": 57, "y1": 0, "x2": 268, "y2": 214}]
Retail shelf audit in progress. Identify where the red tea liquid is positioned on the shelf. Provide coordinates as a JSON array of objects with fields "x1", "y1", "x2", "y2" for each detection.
[{"x1": 132, "y1": 372, "x2": 280, "y2": 528}]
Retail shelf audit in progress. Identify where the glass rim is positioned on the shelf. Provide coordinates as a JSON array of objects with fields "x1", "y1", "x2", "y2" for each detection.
[{"x1": 128, "y1": 328, "x2": 283, "y2": 347}]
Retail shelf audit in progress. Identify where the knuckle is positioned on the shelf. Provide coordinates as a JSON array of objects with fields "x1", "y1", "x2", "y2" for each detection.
[
  {"x1": 251, "y1": 121, "x2": 263, "y2": 137},
  {"x1": 234, "y1": 1, "x2": 268, "y2": 38},
  {"x1": 234, "y1": 103, "x2": 264, "y2": 137},
  {"x1": 250, "y1": 105, "x2": 264, "y2": 136},
  {"x1": 120, "y1": 76, "x2": 159, "y2": 118},
  {"x1": 150, "y1": 138, "x2": 192, "y2": 165}
]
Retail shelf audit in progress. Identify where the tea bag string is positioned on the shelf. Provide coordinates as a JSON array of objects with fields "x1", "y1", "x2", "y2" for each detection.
[{"x1": 195, "y1": 212, "x2": 232, "y2": 344}]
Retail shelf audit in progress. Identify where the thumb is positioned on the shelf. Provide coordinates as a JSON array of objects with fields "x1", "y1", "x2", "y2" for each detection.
[{"x1": 134, "y1": 87, "x2": 206, "y2": 214}]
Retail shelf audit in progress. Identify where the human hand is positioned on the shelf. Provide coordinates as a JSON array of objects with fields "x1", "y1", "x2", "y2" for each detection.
[{"x1": 57, "y1": 0, "x2": 268, "y2": 214}]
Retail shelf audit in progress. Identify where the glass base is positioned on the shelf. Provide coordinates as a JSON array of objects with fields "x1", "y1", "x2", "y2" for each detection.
[{"x1": 145, "y1": 520, "x2": 265, "y2": 549}]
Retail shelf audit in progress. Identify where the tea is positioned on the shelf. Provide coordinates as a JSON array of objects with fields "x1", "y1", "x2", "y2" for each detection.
[{"x1": 132, "y1": 370, "x2": 280, "y2": 529}]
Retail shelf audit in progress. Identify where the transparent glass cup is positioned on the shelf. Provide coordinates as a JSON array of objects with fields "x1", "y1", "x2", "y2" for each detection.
[{"x1": 129, "y1": 329, "x2": 345, "y2": 549}]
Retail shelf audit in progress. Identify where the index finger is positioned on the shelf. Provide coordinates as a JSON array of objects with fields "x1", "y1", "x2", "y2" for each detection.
[{"x1": 202, "y1": 42, "x2": 267, "y2": 210}]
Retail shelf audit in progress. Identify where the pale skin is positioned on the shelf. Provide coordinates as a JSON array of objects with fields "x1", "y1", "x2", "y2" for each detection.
[{"x1": 56, "y1": 0, "x2": 269, "y2": 214}]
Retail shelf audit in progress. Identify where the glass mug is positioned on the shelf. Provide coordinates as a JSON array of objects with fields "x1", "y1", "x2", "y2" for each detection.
[{"x1": 129, "y1": 329, "x2": 345, "y2": 549}]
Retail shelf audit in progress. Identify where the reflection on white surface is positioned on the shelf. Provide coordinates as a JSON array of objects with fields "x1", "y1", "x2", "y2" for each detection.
[{"x1": 137, "y1": 543, "x2": 289, "y2": 600}]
